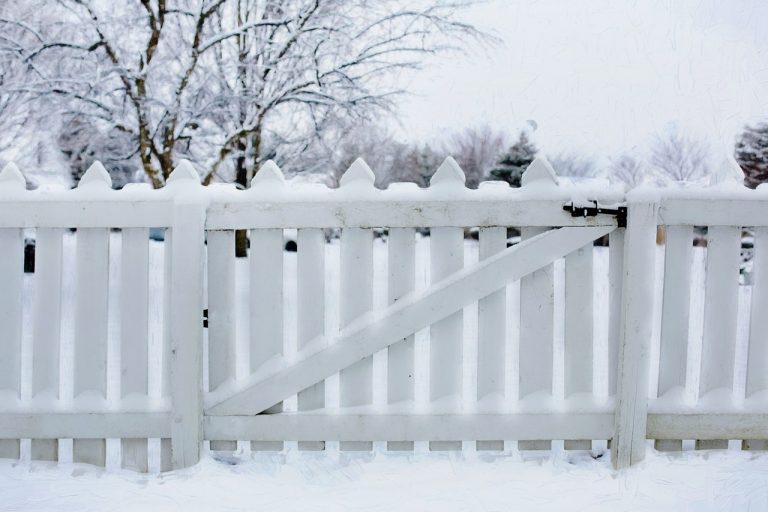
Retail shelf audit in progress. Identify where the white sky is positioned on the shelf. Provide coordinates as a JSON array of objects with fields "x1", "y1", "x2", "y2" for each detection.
[{"x1": 394, "y1": 0, "x2": 768, "y2": 160}]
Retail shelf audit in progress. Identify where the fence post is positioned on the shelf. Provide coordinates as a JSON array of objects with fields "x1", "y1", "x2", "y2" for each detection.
[
  {"x1": 168, "y1": 162, "x2": 206, "y2": 469},
  {"x1": 612, "y1": 193, "x2": 659, "y2": 469}
]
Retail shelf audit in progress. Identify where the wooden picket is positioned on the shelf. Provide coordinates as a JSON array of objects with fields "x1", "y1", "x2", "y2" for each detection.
[{"x1": 2, "y1": 156, "x2": 768, "y2": 474}]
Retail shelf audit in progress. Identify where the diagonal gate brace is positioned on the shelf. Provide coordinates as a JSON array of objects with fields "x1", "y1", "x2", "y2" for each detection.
[{"x1": 205, "y1": 225, "x2": 615, "y2": 416}]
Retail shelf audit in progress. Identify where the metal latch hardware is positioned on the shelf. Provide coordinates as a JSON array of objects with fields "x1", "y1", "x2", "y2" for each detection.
[{"x1": 563, "y1": 201, "x2": 627, "y2": 228}]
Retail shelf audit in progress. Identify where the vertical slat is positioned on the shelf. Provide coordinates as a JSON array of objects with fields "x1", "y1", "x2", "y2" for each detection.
[
  {"x1": 162, "y1": 229, "x2": 172, "y2": 400},
  {"x1": 120, "y1": 228, "x2": 150, "y2": 471},
  {"x1": 0, "y1": 228, "x2": 23, "y2": 459},
  {"x1": 296, "y1": 228, "x2": 325, "y2": 450},
  {"x1": 387, "y1": 228, "x2": 416, "y2": 451},
  {"x1": 655, "y1": 225, "x2": 692, "y2": 451},
  {"x1": 699, "y1": 226, "x2": 741, "y2": 395},
  {"x1": 169, "y1": 200, "x2": 205, "y2": 469},
  {"x1": 564, "y1": 242, "x2": 594, "y2": 450},
  {"x1": 72, "y1": 228, "x2": 110, "y2": 466},
  {"x1": 31, "y1": 228, "x2": 64, "y2": 461},
  {"x1": 206, "y1": 230, "x2": 236, "y2": 453},
  {"x1": 747, "y1": 228, "x2": 768, "y2": 396},
  {"x1": 429, "y1": 226, "x2": 463, "y2": 451},
  {"x1": 613, "y1": 200, "x2": 658, "y2": 469},
  {"x1": 250, "y1": 228, "x2": 284, "y2": 451},
  {"x1": 744, "y1": 228, "x2": 768, "y2": 451},
  {"x1": 697, "y1": 226, "x2": 740, "y2": 450},
  {"x1": 476, "y1": 227, "x2": 506, "y2": 451},
  {"x1": 608, "y1": 228, "x2": 625, "y2": 396},
  {"x1": 158, "y1": 228, "x2": 173, "y2": 472},
  {"x1": 518, "y1": 226, "x2": 554, "y2": 450},
  {"x1": 340, "y1": 228, "x2": 374, "y2": 451}
]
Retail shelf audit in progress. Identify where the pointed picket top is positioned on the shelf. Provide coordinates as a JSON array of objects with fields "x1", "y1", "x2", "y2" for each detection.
[
  {"x1": 0, "y1": 162, "x2": 25, "y2": 190},
  {"x1": 430, "y1": 156, "x2": 466, "y2": 187},
  {"x1": 340, "y1": 158, "x2": 375, "y2": 188},
  {"x1": 711, "y1": 155, "x2": 745, "y2": 187},
  {"x1": 251, "y1": 159, "x2": 285, "y2": 186},
  {"x1": 167, "y1": 159, "x2": 200, "y2": 184},
  {"x1": 521, "y1": 156, "x2": 559, "y2": 187},
  {"x1": 77, "y1": 161, "x2": 112, "y2": 188}
]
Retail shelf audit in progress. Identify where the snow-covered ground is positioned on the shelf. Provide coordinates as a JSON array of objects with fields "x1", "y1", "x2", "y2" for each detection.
[
  {"x1": 4, "y1": 232, "x2": 760, "y2": 510},
  {"x1": 2, "y1": 448, "x2": 768, "y2": 511}
]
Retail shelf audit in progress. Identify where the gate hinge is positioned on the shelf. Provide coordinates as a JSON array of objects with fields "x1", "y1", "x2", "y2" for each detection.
[{"x1": 563, "y1": 200, "x2": 627, "y2": 228}]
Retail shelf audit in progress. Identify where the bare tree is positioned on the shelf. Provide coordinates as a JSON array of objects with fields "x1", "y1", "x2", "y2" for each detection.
[
  {"x1": 7, "y1": 0, "x2": 484, "y2": 188},
  {"x1": 607, "y1": 152, "x2": 649, "y2": 188},
  {"x1": 548, "y1": 151, "x2": 596, "y2": 179},
  {"x1": 444, "y1": 125, "x2": 505, "y2": 188},
  {"x1": 650, "y1": 131, "x2": 710, "y2": 183}
]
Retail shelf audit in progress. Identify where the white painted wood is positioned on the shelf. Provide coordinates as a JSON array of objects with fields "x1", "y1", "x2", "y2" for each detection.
[
  {"x1": 613, "y1": 199, "x2": 659, "y2": 469},
  {"x1": 207, "y1": 230, "x2": 236, "y2": 392},
  {"x1": 659, "y1": 198, "x2": 768, "y2": 227},
  {"x1": 250, "y1": 229, "x2": 284, "y2": 371},
  {"x1": 387, "y1": 228, "x2": 416, "y2": 404},
  {"x1": 519, "y1": 227, "x2": 554, "y2": 399},
  {"x1": 0, "y1": 228, "x2": 23, "y2": 460},
  {"x1": 120, "y1": 228, "x2": 150, "y2": 471},
  {"x1": 563, "y1": 242, "x2": 594, "y2": 450},
  {"x1": 747, "y1": 228, "x2": 768, "y2": 396},
  {"x1": 518, "y1": 226, "x2": 555, "y2": 450},
  {"x1": 169, "y1": 200, "x2": 206, "y2": 469},
  {"x1": 0, "y1": 413, "x2": 171, "y2": 438},
  {"x1": 658, "y1": 225, "x2": 693, "y2": 397},
  {"x1": 0, "y1": 229, "x2": 23, "y2": 394},
  {"x1": 204, "y1": 413, "x2": 614, "y2": 442},
  {"x1": 206, "y1": 226, "x2": 615, "y2": 416},
  {"x1": 476, "y1": 227, "x2": 507, "y2": 451},
  {"x1": 205, "y1": 199, "x2": 622, "y2": 230},
  {"x1": 0, "y1": 200, "x2": 173, "y2": 228},
  {"x1": 608, "y1": 228, "x2": 625, "y2": 396},
  {"x1": 699, "y1": 226, "x2": 741, "y2": 397},
  {"x1": 647, "y1": 413, "x2": 768, "y2": 440},
  {"x1": 72, "y1": 228, "x2": 110, "y2": 466},
  {"x1": 339, "y1": 228, "x2": 374, "y2": 451},
  {"x1": 387, "y1": 228, "x2": 416, "y2": 451},
  {"x1": 206, "y1": 230, "x2": 237, "y2": 453},
  {"x1": 296, "y1": 228, "x2": 325, "y2": 450},
  {"x1": 32, "y1": 228, "x2": 64, "y2": 399},
  {"x1": 249, "y1": 228, "x2": 284, "y2": 451},
  {"x1": 476, "y1": 227, "x2": 507, "y2": 402},
  {"x1": 162, "y1": 229, "x2": 172, "y2": 399},
  {"x1": 429, "y1": 227, "x2": 464, "y2": 403},
  {"x1": 74, "y1": 228, "x2": 110, "y2": 398},
  {"x1": 429, "y1": 227, "x2": 464, "y2": 450},
  {"x1": 31, "y1": 228, "x2": 64, "y2": 461},
  {"x1": 564, "y1": 243, "x2": 594, "y2": 396}
]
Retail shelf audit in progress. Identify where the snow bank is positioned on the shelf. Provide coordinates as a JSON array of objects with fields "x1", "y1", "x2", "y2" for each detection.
[{"x1": 1, "y1": 449, "x2": 767, "y2": 511}]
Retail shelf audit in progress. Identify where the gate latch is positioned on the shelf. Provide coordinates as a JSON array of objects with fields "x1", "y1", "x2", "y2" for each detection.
[{"x1": 563, "y1": 200, "x2": 627, "y2": 228}]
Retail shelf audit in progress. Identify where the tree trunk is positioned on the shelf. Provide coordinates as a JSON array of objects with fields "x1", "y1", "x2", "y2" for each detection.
[{"x1": 234, "y1": 136, "x2": 248, "y2": 257}]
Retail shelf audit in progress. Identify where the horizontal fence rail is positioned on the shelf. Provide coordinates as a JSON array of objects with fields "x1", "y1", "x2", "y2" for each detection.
[{"x1": 0, "y1": 157, "x2": 767, "y2": 472}]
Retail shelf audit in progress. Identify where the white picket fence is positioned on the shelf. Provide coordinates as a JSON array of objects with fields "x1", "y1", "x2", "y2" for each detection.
[{"x1": 0, "y1": 155, "x2": 766, "y2": 472}]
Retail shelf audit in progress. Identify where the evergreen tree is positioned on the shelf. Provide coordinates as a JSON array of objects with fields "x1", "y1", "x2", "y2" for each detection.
[
  {"x1": 735, "y1": 123, "x2": 768, "y2": 189},
  {"x1": 489, "y1": 131, "x2": 538, "y2": 187}
]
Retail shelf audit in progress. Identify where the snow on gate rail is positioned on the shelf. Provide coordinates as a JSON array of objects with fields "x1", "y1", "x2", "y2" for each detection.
[{"x1": 0, "y1": 156, "x2": 767, "y2": 472}]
